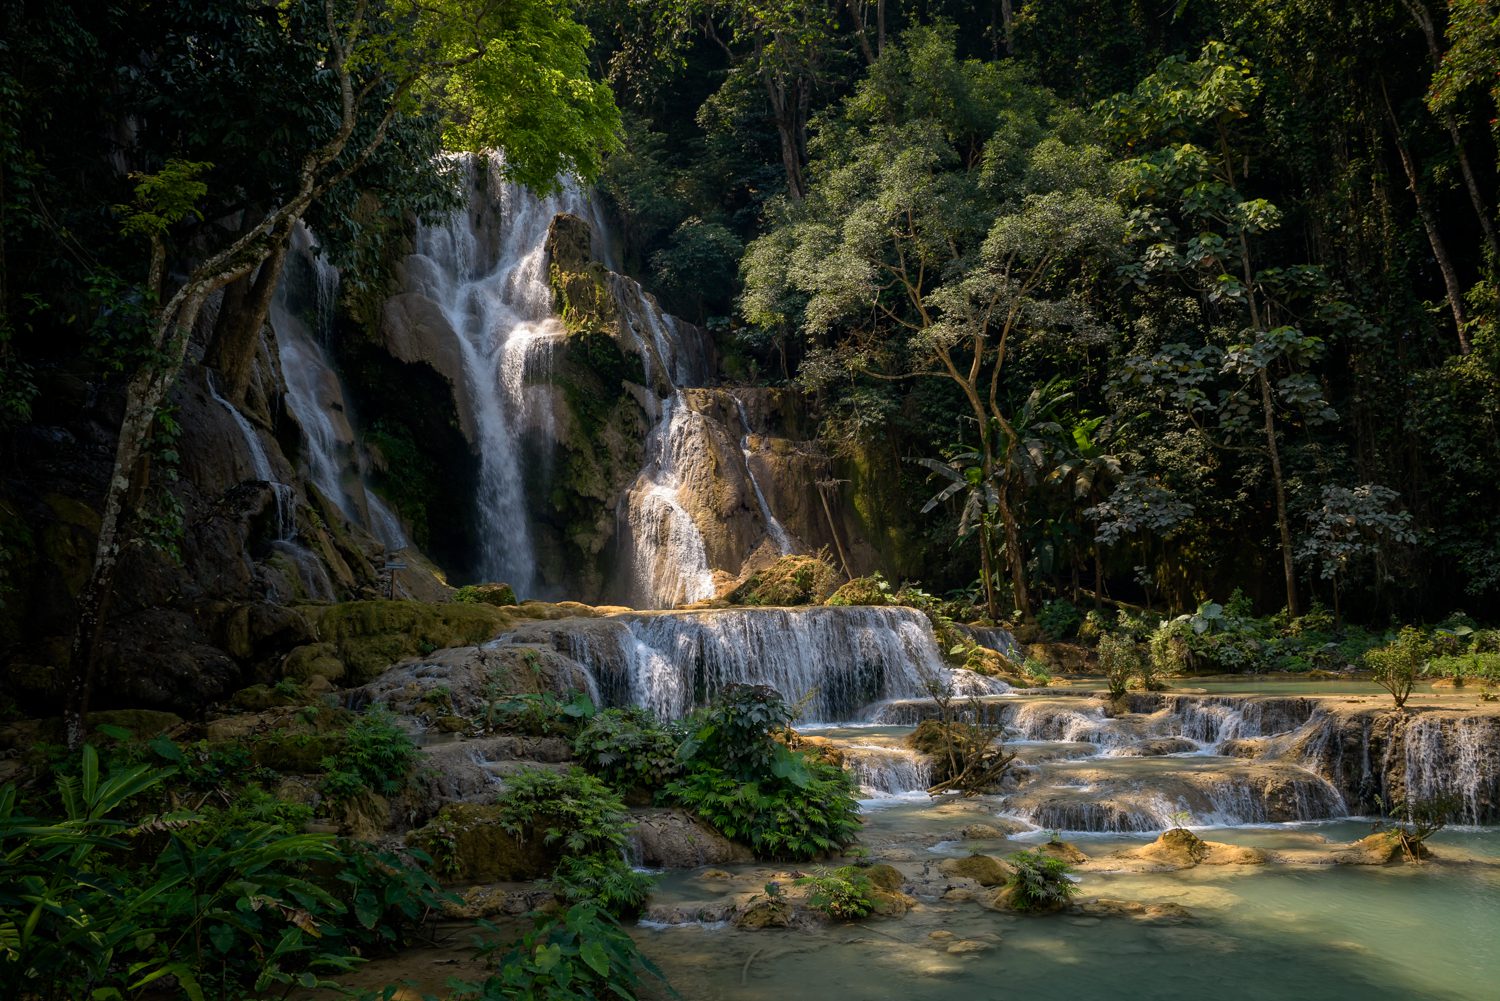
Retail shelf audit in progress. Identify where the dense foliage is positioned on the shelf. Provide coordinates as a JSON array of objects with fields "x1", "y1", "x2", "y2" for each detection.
[{"x1": 587, "y1": 0, "x2": 1500, "y2": 625}]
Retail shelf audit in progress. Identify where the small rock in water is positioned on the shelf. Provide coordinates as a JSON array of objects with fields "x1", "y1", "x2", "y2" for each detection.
[
  {"x1": 929, "y1": 930, "x2": 956, "y2": 941},
  {"x1": 946, "y1": 940, "x2": 995, "y2": 955},
  {"x1": 942, "y1": 888, "x2": 975, "y2": 902},
  {"x1": 699, "y1": 868, "x2": 735, "y2": 880}
]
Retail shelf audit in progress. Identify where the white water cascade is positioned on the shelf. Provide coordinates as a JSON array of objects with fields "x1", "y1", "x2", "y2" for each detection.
[
  {"x1": 205, "y1": 370, "x2": 335, "y2": 600},
  {"x1": 403, "y1": 157, "x2": 614, "y2": 594},
  {"x1": 733, "y1": 394, "x2": 793, "y2": 556},
  {"x1": 272, "y1": 226, "x2": 407, "y2": 552},
  {"x1": 502, "y1": 605, "x2": 1010, "y2": 723}
]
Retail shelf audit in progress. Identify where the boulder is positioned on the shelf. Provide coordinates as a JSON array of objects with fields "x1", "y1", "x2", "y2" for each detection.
[
  {"x1": 407, "y1": 803, "x2": 558, "y2": 884},
  {"x1": 1117, "y1": 828, "x2": 1267, "y2": 869},
  {"x1": 939, "y1": 853, "x2": 1012, "y2": 887},
  {"x1": 982, "y1": 883, "x2": 1066, "y2": 915},
  {"x1": 1333, "y1": 831, "x2": 1427, "y2": 865},
  {"x1": 1037, "y1": 839, "x2": 1090, "y2": 864},
  {"x1": 626, "y1": 808, "x2": 754, "y2": 868}
]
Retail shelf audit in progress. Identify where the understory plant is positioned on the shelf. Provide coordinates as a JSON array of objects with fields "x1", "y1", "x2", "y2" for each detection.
[
  {"x1": 447, "y1": 902, "x2": 666, "y2": 1001},
  {"x1": 1004, "y1": 849, "x2": 1080, "y2": 912},
  {"x1": 1365, "y1": 627, "x2": 1434, "y2": 708},
  {"x1": 665, "y1": 684, "x2": 861, "y2": 860},
  {"x1": 572, "y1": 707, "x2": 683, "y2": 793},
  {"x1": 0, "y1": 747, "x2": 436, "y2": 1000},
  {"x1": 1097, "y1": 632, "x2": 1144, "y2": 700},
  {"x1": 494, "y1": 767, "x2": 653, "y2": 917},
  {"x1": 318, "y1": 709, "x2": 416, "y2": 803},
  {"x1": 1374, "y1": 796, "x2": 1455, "y2": 863},
  {"x1": 796, "y1": 866, "x2": 875, "y2": 919}
]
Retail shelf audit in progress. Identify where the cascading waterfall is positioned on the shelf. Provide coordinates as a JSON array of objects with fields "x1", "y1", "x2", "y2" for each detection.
[
  {"x1": 733, "y1": 394, "x2": 793, "y2": 556},
  {"x1": 403, "y1": 156, "x2": 612, "y2": 593},
  {"x1": 205, "y1": 371, "x2": 334, "y2": 599},
  {"x1": 272, "y1": 226, "x2": 408, "y2": 553},
  {"x1": 501, "y1": 605, "x2": 1010, "y2": 723},
  {"x1": 618, "y1": 395, "x2": 716, "y2": 608},
  {"x1": 843, "y1": 745, "x2": 933, "y2": 798}
]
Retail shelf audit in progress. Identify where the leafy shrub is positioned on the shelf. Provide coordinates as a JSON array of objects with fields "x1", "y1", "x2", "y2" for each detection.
[
  {"x1": 0, "y1": 748, "x2": 360, "y2": 1000},
  {"x1": 679, "y1": 683, "x2": 796, "y2": 780},
  {"x1": 572, "y1": 707, "x2": 683, "y2": 792},
  {"x1": 1365, "y1": 626, "x2": 1434, "y2": 708},
  {"x1": 484, "y1": 689, "x2": 596, "y2": 737},
  {"x1": 318, "y1": 709, "x2": 416, "y2": 802},
  {"x1": 665, "y1": 757, "x2": 860, "y2": 860},
  {"x1": 668, "y1": 685, "x2": 861, "y2": 860},
  {"x1": 727, "y1": 553, "x2": 840, "y2": 606},
  {"x1": 825, "y1": 572, "x2": 893, "y2": 606},
  {"x1": 1004, "y1": 849, "x2": 1079, "y2": 912},
  {"x1": 1425, "y1": 651, "x2": 1500, "y2": 685},
  {"x1": 495, "y1": 767, "x2": 631, "y2": 857},
  {"x1": 796, "y1": 866, "x2": 874, "y2": 919},
  {"x1": 552, "y1": 854, "x2": 654, "y2": 918},
  {"x1": 1037, "y1": 599, "x2": 1082, "y2": 640},
  {"x1": 449, "y1": 902, "x2": 666, "y2": 1001},
  {"x1": 1098, "y1": 632, "x2": 1144, "y2": 700}
]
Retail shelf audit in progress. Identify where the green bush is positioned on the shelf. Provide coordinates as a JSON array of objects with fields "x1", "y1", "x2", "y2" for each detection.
[
  {"x1": 796, "y1": 865, "x2": 874, "y2": 919},
  {"x1": 318, "y1": 709, "x2": 416, "y2": 803},
  {"x1": 1037, "y1": 599, "x2": 1082, "y2": 640},
  {"x1": 667, "y1": 685, "x2": 861, "y2": 860},
  {"x1": 1424, "y1": 652, "x2": 1500, "y2": 685},
  {"x1": 1004, "y1": 849, "x2": 1079, "y2": 912},
  {"x1": 1097, "y1": 632, "x2": 1143, "y2": 700},
  {"x1": 495, "y1": 767, "x2": 631, "y2": 858},
  {"x1": 448, "y1": 902, "x2": 666, "y2": 1001},
  {"x1": 1366, "y1": 627, "x2": 1434, "y2": 708},
  {"x1": 0, "y1": 748, "x2": 373, "y2": 1000},
  {"x1": 572, "y1": 707, "x2": 683, "y2": 792},
  {"x1": 484, "y1": 688, "x2": 596, "y2": 737},
  {"x1": 551, "y1": 854, "x2": 654, "y2": 918},
  {"x1": 665, "y1": 757, "x2": 861, "y2": 860}
]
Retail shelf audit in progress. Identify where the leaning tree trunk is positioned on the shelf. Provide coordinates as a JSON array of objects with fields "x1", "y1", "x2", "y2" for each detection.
[
  {"x1": 203, "y1": 234, "x2": 291, "y2": 405},
  {"x1": 1381, "y1": 79, "x2": 1471, "y2": 353}
]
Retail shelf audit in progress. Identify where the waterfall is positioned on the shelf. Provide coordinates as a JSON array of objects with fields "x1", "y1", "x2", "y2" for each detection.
[
  {"x1": 618, "y1": 395, "x2": 716, "y2": 608},
  {"x1": 733, "y1": 395, "x2": 793, "y2": 556},
  {"x1": 844, "y1": 744, "x2": 934, "y2": 798},
  {"x1": 404, "y1": 156, "x2": 609, "y2": 592},
  {"x1": 501, "y1": 605, "x2": 1010, "y2": 723},
  {"x1": 273, "y1": 225, "x2": 407, "y2": 552},
  {"x1": 205, "y1": 372, "x2": 295, "y2": 541},
  {"x1": 1401, "y1": 715, "x2": 1500, "y2": 825}
]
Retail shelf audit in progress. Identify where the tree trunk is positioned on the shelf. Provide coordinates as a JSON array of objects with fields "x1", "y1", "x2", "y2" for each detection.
[
  {"x1": 1400, "y1": 0, "x2": 1500, "y2": 260},
  {"x1": 1258, "y1": 369, "x2": 1300, "y2": 618},
  {"x1": 1381, "y1": 78, "x2": 1471, "y2": 352},
  {"x1": 995, "y1": 482, "x2": 1032, "y2": 621},
  {"x1": 203, "y1": 234, "x2": 290, "y2": 405},
  {"x1": 977, "y1": 515, "x2": 999, "y2": 622},
  {"x1": 64, "y1": 288, "x2": 214, "y2": 747}
]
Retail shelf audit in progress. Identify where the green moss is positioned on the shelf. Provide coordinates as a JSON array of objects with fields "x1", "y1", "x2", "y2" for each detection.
[
  {"x1": 728, "y1": 555, "x2": 839, "y2": 606},
  {"x1": 454, "y1": 583, "x2": 517, "y2": 606},
  {"x1": 407, "y1": 802, "x2": 558, "y2": 884},
  {"x1": 300, "y1": 600, "x2": 513, "y2": 684}
]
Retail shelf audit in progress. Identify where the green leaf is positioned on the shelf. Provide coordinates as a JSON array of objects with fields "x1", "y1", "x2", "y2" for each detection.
[{"x1": 580, "y1": 939, "x2": 611, "y2": 976}]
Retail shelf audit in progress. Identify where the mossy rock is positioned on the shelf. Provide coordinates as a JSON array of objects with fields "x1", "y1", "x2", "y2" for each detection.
[
  {"x1": 407, "y1": 803, "x2": 558, "y2": 884},
  {"x1": 300, "y1": 600, "x2": 514, "y2": 685},
  {"x1": 863, "y1": 863, "x2": 905, "y2": 892},
  {"x1": 230, "y1": 684, "x2": 307, "y2": 712},
  {"x1": 250, "y1": 731, "x2": 345, "y2": 773},
  {"x1": 729, "y1": 555, "x2": 839, "y2": 606},
  {"x1": 282, "y1": 642, "x2": 346, "y2": 683},
  {"x1": 825, "y1": 575, "x2": 893, "y2": 607},
  {"x1": 455, "y1": 583, "x2": 518, "y2": 606},
  {"x1": 938, "y1": 853, "x2": 1012, "y2": 887}
]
